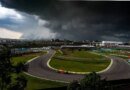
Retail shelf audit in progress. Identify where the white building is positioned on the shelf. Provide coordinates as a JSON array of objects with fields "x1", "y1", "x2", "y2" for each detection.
[
  {"x1": 60, "y1": 45, "x2": 95, "y2": 49},
  {"x1": 100, "y1": 41, "x2": 123, "y2": 47}
]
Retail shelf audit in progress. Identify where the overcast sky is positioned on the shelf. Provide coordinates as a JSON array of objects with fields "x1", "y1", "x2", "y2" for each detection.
[{"x1": 0, "y1": 0, "x2": 130, "y2": 41}]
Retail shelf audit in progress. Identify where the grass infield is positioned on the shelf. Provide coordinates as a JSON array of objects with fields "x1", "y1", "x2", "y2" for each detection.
[{"x1": 50, "y1": 49, "x2": 110, "y2": 72}]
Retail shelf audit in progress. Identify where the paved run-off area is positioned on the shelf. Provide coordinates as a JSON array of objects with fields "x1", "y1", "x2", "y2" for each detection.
[{"x1": 25, "y1": 50, "x2": 130, "y2": 82}]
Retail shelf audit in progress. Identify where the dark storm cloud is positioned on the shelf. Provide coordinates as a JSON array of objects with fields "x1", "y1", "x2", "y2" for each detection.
[{"x1": 1, "y1": 0, "x2": 130, "y2": 41}]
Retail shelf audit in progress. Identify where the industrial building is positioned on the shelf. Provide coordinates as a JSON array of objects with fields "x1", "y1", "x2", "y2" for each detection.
[{"x1": 100, "y1": 41, "x2": 123, "y2": 47}]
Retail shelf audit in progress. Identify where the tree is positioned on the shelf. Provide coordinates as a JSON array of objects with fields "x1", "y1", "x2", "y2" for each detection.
[
  {"x1": 15, "y1": 62, "x2": 25, "y2": 73},
  {"x1": 80, "y1": 72, "x2": 106, "y2": 90},
  {"x1": 68, "y1": 72, "x2": 107, "y2": 90},
  {"x1": 8, "y1": 74, "x2": 27, "y2": 90},
  {"x1": 67, "y1": 80, "x2": 81, "y2": 90},
  {"x1": 0, "y1": 45, "x2": 27, "y2": 90},
  {"x1": 0, "y1": 45, "x2": 12, "y2": 90}
]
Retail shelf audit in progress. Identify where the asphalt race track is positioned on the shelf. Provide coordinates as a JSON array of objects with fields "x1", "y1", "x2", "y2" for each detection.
[
  {"x1": 100, "y1": 56, "x2": 130, "y2": 80},
  {"x1": 25, "y1": 50, "x2": 84, "y2": 83},
  {"x1": 25, "y1": 50, "x2": 130, "y2": 82}
]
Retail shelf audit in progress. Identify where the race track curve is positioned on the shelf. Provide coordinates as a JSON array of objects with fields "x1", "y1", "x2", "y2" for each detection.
[{"x1": 25, "y1": 49, "x2": 130, "y2": 83}]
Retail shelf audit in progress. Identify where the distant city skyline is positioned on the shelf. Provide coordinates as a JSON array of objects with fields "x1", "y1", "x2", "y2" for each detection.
[{"x1": 0, "y1": 1, "x2": 130, "y2": 41}]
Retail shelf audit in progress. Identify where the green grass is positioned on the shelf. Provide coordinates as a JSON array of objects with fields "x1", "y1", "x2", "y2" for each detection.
[
  {"x1": 61, "y1": 50, "x2": 103, "y2": 58},
  {"x1": 50, "y1": 50, "x2": 110, "y2": 72},
  {"x1": 23, "y1": 73, "x2": 66, "y2": 90},
  {"x1": 11, "y1": 52, "x2": 46, "y2": 66},
  {"x1": 94, "y1": 50, "x2": 129, "y2": 59},
  {"x1": 111, "y1": 54, "x2": 129, "y2": 59},
  {"x1": 10, "y1": 73, "x2": 65, "y2": 90},
  {"x1": 11, "y1": 51, "x2": 65, "y2": 90},
  {"x1": 50, "y1": 58, "x2": 109, "y2": 72}
]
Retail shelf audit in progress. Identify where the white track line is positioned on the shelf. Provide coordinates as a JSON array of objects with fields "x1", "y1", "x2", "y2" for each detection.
[
  {"x1": 25, "y1": 56, "x2": 39, "y2": 64},
  {"x1": 23, "y1": 72, "x2": 69, "y2": 83},
  {"x1": 47, "y1": 51, "x2": 113, "y2": 74},
  {"x1": 24, "y1": 50, "x2": 69, "y2": 83}
]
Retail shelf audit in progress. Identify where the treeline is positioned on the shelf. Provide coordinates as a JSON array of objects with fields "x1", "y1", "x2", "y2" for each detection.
[
  {"x1": 0, "y1": 45, "x2": 27, "y2": 90},
  {"x1": 67, "y1": 72, "x2": 130, "y2": 90}
]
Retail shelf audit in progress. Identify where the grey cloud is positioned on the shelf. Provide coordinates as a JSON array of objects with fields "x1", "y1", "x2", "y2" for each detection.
[{"x1": 1, "y1": 0, "x2": 130, "y2": 41}]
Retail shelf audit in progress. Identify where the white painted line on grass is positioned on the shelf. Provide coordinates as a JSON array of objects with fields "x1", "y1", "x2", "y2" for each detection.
[
  {"x1": 47, "y1": 50, "x2": 90, "y2": 74},
  {"x1": 110, "y1": 54, "x2": 128, "y2": 57},
  {"x1": 47, "y1": 50, "x2": 113, "y2": 75},
  {"x1": 25, "y1": 56, "x2": 39, "y2": 64},
  {"x1": 23, "y1": 72, "x2": 69, "y2": 83},
  {"x1": 97, "y1": 58, "x2": 113, "y2": 74},
  {"x1": 24, "y1": 50, "x2": 69, "y2": 83},
  {"x1": 25, "y1": 50, "x2": 48, "y2": 64}
]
